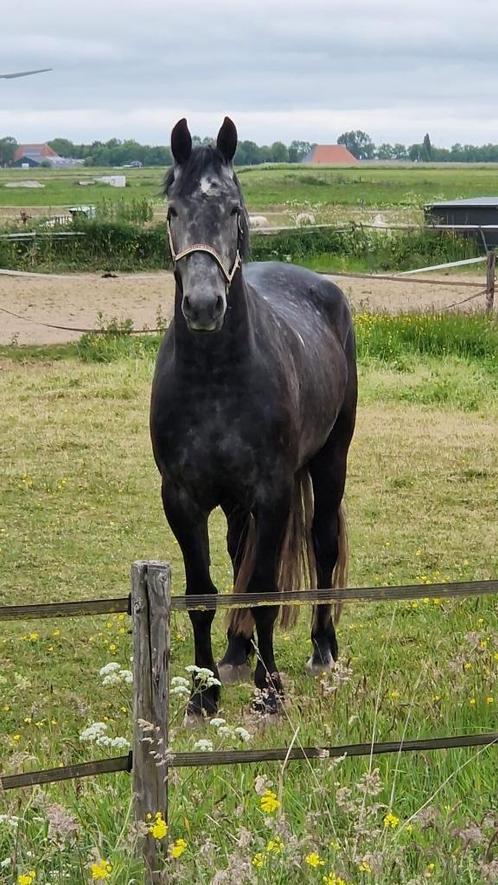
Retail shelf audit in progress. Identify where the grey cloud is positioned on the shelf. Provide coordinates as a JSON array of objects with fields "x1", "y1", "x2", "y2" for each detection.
[{"x1": 2, "y1": 0, "x2": 498, "y2": 144}]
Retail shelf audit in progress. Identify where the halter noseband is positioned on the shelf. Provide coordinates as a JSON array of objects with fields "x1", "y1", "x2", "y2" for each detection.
[{"x1": 167, "y1": 216, "x2": 242, "y2": 286}]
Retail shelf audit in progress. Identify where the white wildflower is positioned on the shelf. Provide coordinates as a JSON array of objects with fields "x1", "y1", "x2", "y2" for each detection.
[
  {"x1": 102, "y1": 673, "x2": 121, "y2": 687},
  {"x1": 193, "y1": 739, "x2": 214, "y2": 752},
  {"x1": 99, "y1": 662, "x2": 121, "y2": 677},
  {"x1": 234, "y1": 727, "x2": 251, "y2": 742},
  {"x1": 171, "y1": 676, "x2": 190, "y2": 689},
  {"x1": 1, "y1": 858, "x2": 12, "y2": 869},
  {"x1": 171, "y1": 685, "x2": 190, "y2": 697},
  {"x1": 108, "y1": 737, "x2": 130, "y2": 750},
  {"x1": 209, "y1": 718, "x2": 227, "y2": 728},
  {"x1": 79, "y1": 722, "x2": 107, "y2": 742}
]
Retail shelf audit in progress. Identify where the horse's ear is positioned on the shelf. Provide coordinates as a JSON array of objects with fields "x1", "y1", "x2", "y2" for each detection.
[
  {"x1": 171, "y1": 118, "x2": 192, "y2": 165},
  {"x1": 216, "y1": 117, "x2": 238, "y2": 163}
]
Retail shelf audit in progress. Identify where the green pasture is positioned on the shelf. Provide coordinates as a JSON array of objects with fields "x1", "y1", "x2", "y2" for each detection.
[
  {"x1": 2, "y1": 163, "x2": 498, "y2": 215},
  {"x1": 0, "y1": 314, "x2": 497, "y2": 883}
]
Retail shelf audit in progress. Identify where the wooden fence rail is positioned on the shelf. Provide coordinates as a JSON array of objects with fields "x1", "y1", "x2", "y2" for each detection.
[
  {"x1": 1, "y1": 564, "x2": 497, "y2": 883},
  {"x1": 1, "y1": 578, "x2": 497, "y2": 622}
]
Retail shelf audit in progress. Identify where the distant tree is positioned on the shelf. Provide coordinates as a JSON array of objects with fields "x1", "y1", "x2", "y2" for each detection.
[
  {"x1": 0, "y1": 136, "x2": 18, "y2": 166},
  {"x1": 422, "y1": 133, "x2": 433, "y2": 161},
  {"x1": 337, "y1": 130, "x2": 374, "y2": 159},
  {"x1": 288, "y1": 140, "x2": 312, "y2": 162},
  {"x1": 376, "y1": 143, "x2": 396, "y2": 160},
  {"x1": 408, "y1": 143, "x2": 424, "y2": 161},
  {"x1": 393, "y1": 143, "x2": 408, "y2": 160},
  {"x1": 48, "y1": 138, "x2": 76, "y2": 158},
  {"x1": 270, "y1": 141, "x2": 289, "y2": 163}
]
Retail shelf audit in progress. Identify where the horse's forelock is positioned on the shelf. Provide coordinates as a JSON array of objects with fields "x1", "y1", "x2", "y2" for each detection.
[{"x1": 163, "y1": 145, "x2": 250, "y2": 257}]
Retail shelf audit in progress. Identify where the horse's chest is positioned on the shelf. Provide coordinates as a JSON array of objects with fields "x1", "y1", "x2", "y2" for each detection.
[{"x1": 155, "y1": 397, "x2": 264, "y2": 492}]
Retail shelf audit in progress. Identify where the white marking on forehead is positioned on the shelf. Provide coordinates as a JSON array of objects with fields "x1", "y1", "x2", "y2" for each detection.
[{"x1": 199, "y1": 175, "x2": 216, "y2": 195}]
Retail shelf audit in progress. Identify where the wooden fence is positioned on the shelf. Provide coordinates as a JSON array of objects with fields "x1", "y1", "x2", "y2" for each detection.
[{"x1": 1, "y1": 564, "x2": 497, "y2": 882}]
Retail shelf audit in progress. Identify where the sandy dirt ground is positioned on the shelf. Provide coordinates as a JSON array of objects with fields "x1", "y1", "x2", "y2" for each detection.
[{"x1": 0, "y1": 269, "x2": 488, "y2": 345}]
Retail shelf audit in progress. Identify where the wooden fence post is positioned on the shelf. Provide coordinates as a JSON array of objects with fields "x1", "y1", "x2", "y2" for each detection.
[
  {"x1": 486, "y1": 249, "x2": 495, "y2": 312},
  {"x1": 132, "y1": 560, "x2": 171, "y2": 883}
]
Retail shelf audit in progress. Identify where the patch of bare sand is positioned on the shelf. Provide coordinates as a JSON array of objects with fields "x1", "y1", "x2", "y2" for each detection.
[{"x1": 0, "y1": 269, "x2": 488, "y2": 345}]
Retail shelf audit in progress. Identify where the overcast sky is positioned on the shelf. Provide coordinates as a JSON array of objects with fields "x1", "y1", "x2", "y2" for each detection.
[{"x1": 2, "y1": 0, "x2": 498, "y2": 147}]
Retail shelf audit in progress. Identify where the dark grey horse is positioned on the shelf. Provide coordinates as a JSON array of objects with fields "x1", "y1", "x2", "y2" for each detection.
[{"x1": 150, "y1": 117, "x2": 357, "y2": 717}]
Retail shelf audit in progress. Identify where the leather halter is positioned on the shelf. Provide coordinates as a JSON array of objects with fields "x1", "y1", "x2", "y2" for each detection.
[{"x1": 166, "y1": 215, "x2": 242, "y2": 286}]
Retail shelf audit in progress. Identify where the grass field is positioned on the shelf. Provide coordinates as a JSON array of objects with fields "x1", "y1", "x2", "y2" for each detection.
[
  {"x1": 2, "y1": 163, "x2": 498, "y2": 222},
  {"x1": 1, "y1": 315, "x2": 497, "y2": 884}
]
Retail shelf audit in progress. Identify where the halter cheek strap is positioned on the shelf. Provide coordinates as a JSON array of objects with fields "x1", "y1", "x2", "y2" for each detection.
[{"x1": 167, "y1": 218, "x2": 241, "y2": 286}]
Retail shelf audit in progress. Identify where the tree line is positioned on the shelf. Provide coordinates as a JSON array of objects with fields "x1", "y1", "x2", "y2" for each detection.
[{"x1": 2, "y1": 131, "x2": 498, "y2": 167}]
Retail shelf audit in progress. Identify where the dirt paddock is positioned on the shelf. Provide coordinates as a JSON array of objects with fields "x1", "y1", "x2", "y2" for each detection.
[{"x1": 0, "y1": 269, "x2": 488, "y2": 346}]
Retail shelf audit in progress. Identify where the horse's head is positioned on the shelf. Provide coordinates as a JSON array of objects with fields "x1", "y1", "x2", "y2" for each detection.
[{"x1": 164, "y1": 117, "x2": 249, "y2": 333}]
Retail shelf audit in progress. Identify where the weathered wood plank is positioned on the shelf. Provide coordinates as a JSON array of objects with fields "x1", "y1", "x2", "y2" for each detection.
[
  {"x1": 0, "y1": 597, "x2": 129, "y2": 621},
  {"x1": 132, "y1": 561, "x2": 170, "y2": 884},
  {"x1": 169, "y1": 579, "x2": 498, "y2": 612},
  {"x1": 0, "y1": 755, "x2": 130, "y2": 791}
]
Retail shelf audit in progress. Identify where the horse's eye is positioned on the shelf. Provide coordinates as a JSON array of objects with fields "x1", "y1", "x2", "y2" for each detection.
[
  {"x1": 230, "y1": 205, "x2": 240, "y2": 216},
  {"x1": 168, "y1": 206, "x2": 177, "y2": 219}
]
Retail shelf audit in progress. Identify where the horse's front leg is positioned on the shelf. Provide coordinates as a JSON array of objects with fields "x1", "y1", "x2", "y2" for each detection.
[
  {"x1": 247, "y1": 490, "x2": 292, "y2": 714},
  {"x1": 161, "y1": 480, "x2": 219, "y2": 718}
]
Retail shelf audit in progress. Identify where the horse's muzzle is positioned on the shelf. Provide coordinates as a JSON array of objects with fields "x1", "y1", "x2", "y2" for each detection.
[{"x1": 182, "y1": 293, "x2": 226, "y2": 332}]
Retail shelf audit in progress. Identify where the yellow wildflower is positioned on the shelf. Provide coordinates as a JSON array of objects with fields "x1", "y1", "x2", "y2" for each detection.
[
  {"x1": 148, "y1": 811, "x2": 168, "y2": 840},
  {"x1": 52, "y1": 629, "x2": 60, "y2": 637},
  {"x1": 18, "y1": 873, "x2": 36, "y2": 885},
  {"x1": 266, "y1": 837, "x2": 284, "y2": 854},
  {"x1": 252, "y1": 852, "x2": 266, "y2": 868},
  {"x1": 485, "y1": 696, "x2": 494, "y2": 704},
  {"x1": 90, "y1": 859, "x2": 112, "y2": 881},
  {"x1": 425, "y1": 862, "x2": 435, "y2": 877},
  {"x1": 383, "y1": 811, "x2": 400, "y2": 829},
  {"x1": 357, "y1": 859, "x2": 372, "y2": 873},
  {"x1": 260, "y1": 789, "x2": 280, "y2": 814},
  {"x1": 323, "y1": 874, "x2": 348, "y2": 885},
  {"x1": 305, "y1": 852, "x2": 325, "y2": 867},
  {"x1": 464, "y1": 662, "x2": 472, "y2": 671},
  {"x1": 469, "y1": 697, "x2": 476, "y2": 706},
  {"x1": 11, "y1": 734, "x2": 21, "y2": 743},
  {"x1": 389, "y1": 690, "x2": 400, "y2": 700},
  {"x1": 169, "y1": 838, "x2": 187, "y2": 859}
]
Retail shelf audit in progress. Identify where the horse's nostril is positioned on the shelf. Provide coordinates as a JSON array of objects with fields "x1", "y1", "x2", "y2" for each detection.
[
  {"x1": 215, "y1": 296, "x2": 224, "y2": 313},
  {"x1": 183, "y1": 295, "x2": 191, "y2": 314}
]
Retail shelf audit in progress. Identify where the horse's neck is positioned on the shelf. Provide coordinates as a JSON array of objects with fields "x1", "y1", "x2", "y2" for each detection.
[{"x1": 173, "y1": 271, "x2": 254, "y2": 368}]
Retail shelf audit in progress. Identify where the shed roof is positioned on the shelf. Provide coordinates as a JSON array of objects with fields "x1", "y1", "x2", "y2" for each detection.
[
  {"x1": 306, "y1": 144, "x2": 359, "y2": 165},
  {"x1": 13, "y1": 143, "x2": 58, "y2": 162},
  {"x1": 426, "y1": 197, "x2": 498, "y2": 209}
]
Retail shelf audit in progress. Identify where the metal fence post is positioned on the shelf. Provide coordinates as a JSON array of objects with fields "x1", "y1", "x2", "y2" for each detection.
[{"x1": 486, "y1": 249, "x2": 496, "y2": 312}]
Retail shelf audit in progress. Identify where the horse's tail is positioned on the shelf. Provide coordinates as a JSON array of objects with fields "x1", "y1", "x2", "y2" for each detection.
[
  {"x1": 227, "y1": 468, "x2": 317, "y2": 635},
  {"x1": 331, "y1": 501, "x2": 348, "y2": 625}
]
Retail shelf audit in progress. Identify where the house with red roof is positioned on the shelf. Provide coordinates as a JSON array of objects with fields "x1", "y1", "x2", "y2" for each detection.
[
  {"x1": 13, "y1": 143, "x2": 59, "y2": 167},
  {"x1": 305, "y1": 144, "x2": 359, "y2": 165}
]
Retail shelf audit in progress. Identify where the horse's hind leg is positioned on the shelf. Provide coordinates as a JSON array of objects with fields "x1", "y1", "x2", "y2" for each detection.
[
  {"x1": 218, "y1": 504, "x2": 254, "y2": 683},
  {"x1": 307, "y1": 411, "x2": 354, "y2": 672}
]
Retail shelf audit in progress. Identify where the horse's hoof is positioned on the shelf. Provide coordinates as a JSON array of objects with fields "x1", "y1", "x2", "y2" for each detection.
[
  {"x1": 305, "y1": 655, "x2": 335, "y2": 674},
  {"x1": 218, "y1": 662, "x2": 252, "y2": 684},
  {"x1": 183, "y1": 709, "x2": 205, "y2": 728}
]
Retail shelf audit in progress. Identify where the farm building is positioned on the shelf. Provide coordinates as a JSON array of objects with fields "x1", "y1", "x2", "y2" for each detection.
[
  {"x1": 305, "y1": 144, "x2": 359, "y2": 165},
  {"x1": 13, "y1": 143, "x2": 84, "y2": 168},
  {"x1": 425, "y1": 197, "x2": 498, "y2": 247},
  {"x1": 13, "y1": 143, "x2": 59, "y2": 167}
]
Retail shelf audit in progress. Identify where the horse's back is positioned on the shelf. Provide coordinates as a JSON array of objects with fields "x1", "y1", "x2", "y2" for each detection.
[{"x1": 244, "y1": 261, "x2": 353, "y2": 347}]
